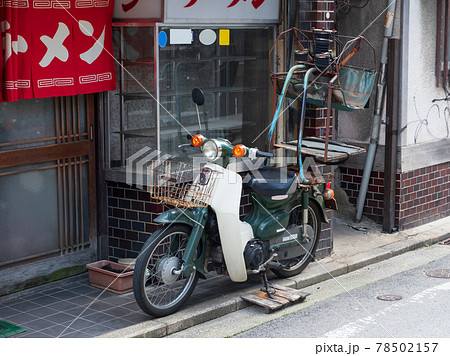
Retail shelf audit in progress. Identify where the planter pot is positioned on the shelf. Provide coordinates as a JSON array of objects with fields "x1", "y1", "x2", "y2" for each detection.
[
  {"x1": 86, "y1": 260, "x2": 134, "y2": 294},
  {"x1": 118, "y1": 258, "x2": 136, "y2": 269}
]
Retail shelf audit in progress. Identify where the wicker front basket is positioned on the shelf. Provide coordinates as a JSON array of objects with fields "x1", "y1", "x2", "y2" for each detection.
[{"x1": 148, "y1": 160, "x2": 221, "y2": 208}]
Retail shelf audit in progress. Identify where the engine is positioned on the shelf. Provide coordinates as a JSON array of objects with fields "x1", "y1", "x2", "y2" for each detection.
[
  {"x1": 244, "y1": 240, "x2": 270, "y2": 270},
  {"x1": 205, "y1": 210, "x2": 220, "y2": 244}
]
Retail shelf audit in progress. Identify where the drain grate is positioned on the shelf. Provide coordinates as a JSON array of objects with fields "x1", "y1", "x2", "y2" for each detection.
[
  {"x1": 439, "y1": 238, "x2": 450, "y2": 246},
  {"x1": 425, "y1": 269, "x2": 450, "y2": 279},
  {"x1": 376, "y1": 295, "x2": 402, "y2": 301},
  {"x1": 0, "y1": 321, "x2": 27, "y2": 338}
]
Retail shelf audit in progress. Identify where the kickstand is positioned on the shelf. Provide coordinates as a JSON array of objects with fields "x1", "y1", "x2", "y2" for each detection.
[{"x1": 260, "y1": 270, "x2": 276, "y2": 300}]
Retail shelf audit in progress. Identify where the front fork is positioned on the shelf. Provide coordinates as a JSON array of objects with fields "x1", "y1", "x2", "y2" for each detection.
[
  {"x1": 301, "y1": 189, "x2": 310, "y2": 240},
  {"x1": 155, "y1": 206, "x2": 209, "y2": 278},
  {"x1": 181, "y1": 208, "x2": 208, "y2": 278}
]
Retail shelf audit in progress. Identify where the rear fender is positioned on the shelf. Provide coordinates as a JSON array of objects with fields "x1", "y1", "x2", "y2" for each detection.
[{"x1": 309, "y1": 193, "x2": 329, "y2": 224}]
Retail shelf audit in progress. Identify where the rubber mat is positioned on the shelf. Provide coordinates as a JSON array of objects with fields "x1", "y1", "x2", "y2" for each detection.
[{"x1": 0, "y1": 321, "x2": 27, "y2": 338}]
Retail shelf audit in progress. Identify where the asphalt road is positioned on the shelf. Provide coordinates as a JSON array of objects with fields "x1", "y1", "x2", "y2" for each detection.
[
  {"x1": 168, "y1": 243, "x2": 450, "y2": 339},
  {"x1": 237, "y1": 249, "x2": 450, "y2": 338}
]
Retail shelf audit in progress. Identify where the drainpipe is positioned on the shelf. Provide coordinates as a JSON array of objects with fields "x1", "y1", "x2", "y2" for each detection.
[
  {"x1": 355, "y1": 0, "x2": 397, "y2": 223},
  {"x1": 383, "y1": 39, "x2": 400, "y2": 233}
]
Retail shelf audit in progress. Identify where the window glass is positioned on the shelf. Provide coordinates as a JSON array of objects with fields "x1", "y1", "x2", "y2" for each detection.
[
  {"x1": 158, "y1": 27, "x2": 272, "y2": 158},
  {"x1": 0, "y1": 98, "x2": 56, "y2": 151},
  {"x1": 0, "y1": 164, "x2": 59, "y2": 264},
  {"x1": 108, "y1": 26, "x2": 157, "y2": 168}
]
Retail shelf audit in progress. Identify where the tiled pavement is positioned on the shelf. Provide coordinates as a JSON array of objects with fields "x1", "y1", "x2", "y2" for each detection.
[
  {"x1": 0, "y1": 217, "x2": 401, "y2": 339},
  {"x1": 3, "y1": 217, "x2": 445, "y2": 338},
  {"x1": 0, "y1": 272, "x2": 261, "y2": 338}
]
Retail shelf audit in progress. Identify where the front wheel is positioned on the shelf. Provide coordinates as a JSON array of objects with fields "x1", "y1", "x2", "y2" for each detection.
[
  {"x1": 133, "y1": 224, "x2": 199, "y2": 317},
  {"x1": 272, "y1": 201, "x2": 321, "y2": 278}
]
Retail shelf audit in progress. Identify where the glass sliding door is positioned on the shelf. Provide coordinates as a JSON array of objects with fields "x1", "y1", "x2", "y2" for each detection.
[
  {"x1": 0, "y1": 95, "x2": 96, "y2": 269},
  {"x1": 158, "y1": 27, "x2": 273, "y2": 156}
]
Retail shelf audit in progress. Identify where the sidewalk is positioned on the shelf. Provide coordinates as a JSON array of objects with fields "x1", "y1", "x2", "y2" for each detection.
[{"x1": 1, "y1": 213, "x2": 449, "y2": 338}]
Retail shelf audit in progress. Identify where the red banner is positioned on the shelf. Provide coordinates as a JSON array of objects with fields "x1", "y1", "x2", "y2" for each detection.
[{"x1": 0, "y1": 0, "x2": 116, "y2": 102}]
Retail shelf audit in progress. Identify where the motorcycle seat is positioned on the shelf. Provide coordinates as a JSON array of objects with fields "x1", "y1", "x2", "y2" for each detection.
[{"x1": 243, "y1": 166, "x2": 297, "y2": 196}]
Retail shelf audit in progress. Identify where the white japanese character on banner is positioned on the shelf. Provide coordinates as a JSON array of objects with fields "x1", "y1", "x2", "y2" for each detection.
[
  {"x1": 1, "y1": 20, "x2": 28, "y2": 63},
  {"x1": 38, "y1": 21, "x2": 106, "y2": 68},
  {"x1": 122, "y1": 0, "x2": 139, "y2": 12},
  {"x1": 185, "y1": 0, "x2": 265, "y2": 9},
  {"x1": 39, "y1": 22, "x2": 70, "y2": 68},
  {"x1": 79, "y1": 20, "x2": 106, "y2": 64}
]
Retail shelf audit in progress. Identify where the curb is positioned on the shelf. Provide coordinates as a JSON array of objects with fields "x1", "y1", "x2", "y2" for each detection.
[{"x1": 98, "y1": 229, "x2": 450, "y2": 338}]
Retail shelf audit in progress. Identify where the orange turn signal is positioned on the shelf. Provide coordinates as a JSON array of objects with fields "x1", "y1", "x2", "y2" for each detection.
[
  {"x1": 322, "y1": 189, "x2": 335, "y2": 200},
  {"x1": 191, "y1": 134, "x2": 204, "y2": 147},
  {"x1": 233, "y1": 144, "x2": 247, "y2": 157}
]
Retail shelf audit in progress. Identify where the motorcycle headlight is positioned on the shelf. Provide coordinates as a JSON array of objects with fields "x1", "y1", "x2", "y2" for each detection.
[{"x1": 202, "y1": 140, "x2": 221, "y2": 161}]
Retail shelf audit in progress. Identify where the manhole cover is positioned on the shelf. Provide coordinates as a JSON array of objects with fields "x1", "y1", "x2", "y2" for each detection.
[
  {"x1": 425, "y1": 269, "x2": 450, "y2": 279},
  {"x1": 376, "y1": 295, "x2": 402, "y2": 301}
]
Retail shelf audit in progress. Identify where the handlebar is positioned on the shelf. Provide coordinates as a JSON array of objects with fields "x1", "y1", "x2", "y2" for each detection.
[
  {"x1": 185, "y1": 136, "x2": 276, "y2": 160},
  {"x1": 233, "y1": 144, "x2": 274, "y2": 159},
  {"x1": 256, "y1": 150, "x2": 274, "y2": 158}
]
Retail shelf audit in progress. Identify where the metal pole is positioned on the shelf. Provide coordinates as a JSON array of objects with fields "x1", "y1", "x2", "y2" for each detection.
[
  {"x1": 383, "y1": 39, "x2": 400, "y2": 233},
  {"x1": 355, "y1": 0, "x2": 397, "y2": 222}
]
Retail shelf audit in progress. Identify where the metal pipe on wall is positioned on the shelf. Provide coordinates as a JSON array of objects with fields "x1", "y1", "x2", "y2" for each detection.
[
  {"x1": 355, "y1": 0, "x2": 397, "y2": 223},
  {"x1": 383, "y1": 39, "x2": 400, "y2": 233}
]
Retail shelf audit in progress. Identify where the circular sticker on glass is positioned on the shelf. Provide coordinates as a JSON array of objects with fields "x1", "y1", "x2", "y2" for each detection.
[
  {"x1": 199, "y1": 29, "x2": 217, "y2": 46},
  {"x1": 158, "y1": 31, "x2": 168, "y2": 48}
]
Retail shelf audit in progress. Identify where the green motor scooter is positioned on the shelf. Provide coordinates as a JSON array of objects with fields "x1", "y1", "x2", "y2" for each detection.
[{"x1": 133, "y1": 89, "x2": 335, "y2": 317}]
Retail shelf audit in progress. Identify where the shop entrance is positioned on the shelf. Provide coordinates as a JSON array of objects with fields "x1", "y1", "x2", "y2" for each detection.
[{"x1": 0, "y1": 95, "x2": 97, "y2": 284}]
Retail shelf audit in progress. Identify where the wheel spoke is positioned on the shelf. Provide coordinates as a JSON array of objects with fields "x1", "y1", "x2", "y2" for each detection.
[
  {"x1": 137, "y1": 229, "x2": 197, "y2": 311},
  {"x1": 274, "y1": 204, "x2": 321, "y2": 276}
]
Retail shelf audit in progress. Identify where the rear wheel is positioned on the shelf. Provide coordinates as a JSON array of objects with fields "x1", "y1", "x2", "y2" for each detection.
[
  {"x1": 133, "y1": 224, "x2": 199, "y2": 317},
  {"x1": 272, "y1": 201, "x2": 321, "y2": 278}
]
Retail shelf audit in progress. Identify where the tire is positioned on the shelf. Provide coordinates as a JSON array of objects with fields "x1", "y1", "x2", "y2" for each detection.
[
  {"x1": 272, "y1": 201, "x2": 321, "y2": 278},
  {"x1": 133, "y1": 224, "x2": 199, "y2": 317}
]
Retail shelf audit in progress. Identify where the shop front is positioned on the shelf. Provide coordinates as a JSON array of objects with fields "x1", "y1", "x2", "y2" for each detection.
[
  {"x1": 0, "y1": 1, "x2": 115, "y2": 294},
  {"x1": 103, "y1": 0, "x2": 281, "y2": 261}
]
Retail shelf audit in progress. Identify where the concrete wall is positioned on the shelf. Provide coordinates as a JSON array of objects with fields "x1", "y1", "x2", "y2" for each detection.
[
  {"x1": 399, "y1": 0, "x2": 450, "y2": 173},
  {"x1": 403, "y1": 0, "x2": 449, "y2": 148}
]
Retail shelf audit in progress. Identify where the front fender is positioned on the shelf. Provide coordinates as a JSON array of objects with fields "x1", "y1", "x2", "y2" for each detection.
[{"x1": 154, "y1": 207, "x2": 206, "y2": 227}]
